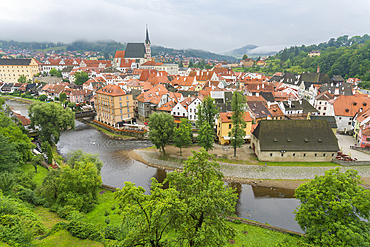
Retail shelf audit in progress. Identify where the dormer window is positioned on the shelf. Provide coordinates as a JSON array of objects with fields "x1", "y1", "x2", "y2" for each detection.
[
  {"x1": 273, "y1": 138, "x2": 277, "y2": 142},
  {"x1": 353, "y1": 102, "x2": 357, "y2": 106},
  {"x1": 318, "y1": 138, "x2": 322, "y2": 142},
  {"x1": 287, "y1": 137, "x2": 291, "y2": 142},
  {"x1": 345, "y1": 109, "x2": 349, "y2": 112},
  {"x1": 304, "y1": 138, "x2": 309, "y2": 142}
]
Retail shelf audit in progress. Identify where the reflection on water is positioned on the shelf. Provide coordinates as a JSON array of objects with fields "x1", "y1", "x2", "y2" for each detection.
[{"x1": 4, "y1": 99, "x2": 303, "y2": 233}]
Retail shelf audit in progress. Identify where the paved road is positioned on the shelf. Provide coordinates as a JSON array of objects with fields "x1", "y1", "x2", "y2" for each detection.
[{"x1": 336, "y1": 134, "x2": 370, "y2": 161}]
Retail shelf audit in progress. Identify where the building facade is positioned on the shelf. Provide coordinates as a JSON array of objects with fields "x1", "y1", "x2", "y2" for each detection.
[
  {"x1": 95, "y1": 85, "x2": 134, "y2": 126},
  {"x1": 0, "y1": 58, "x2": 39, "y2": 83}
]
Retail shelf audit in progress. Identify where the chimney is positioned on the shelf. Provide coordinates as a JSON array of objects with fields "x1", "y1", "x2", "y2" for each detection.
[
  {"x1": 262, "y1": 84, "x2": 264, "y2": 89},
  {"x1": 317, "y1": 66, "x2": 320, "y2": 73},
  {"x1": 256, "y1": 92, "x2": 259, "y2": 97},
  {"x1": 257, "y1": 85, "x2": 260, "y2": 90}
]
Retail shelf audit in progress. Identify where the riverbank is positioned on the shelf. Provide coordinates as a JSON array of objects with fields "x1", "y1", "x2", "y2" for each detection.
[{"x1": 130, "y1": 147, "x2": 370, "y2": 190}]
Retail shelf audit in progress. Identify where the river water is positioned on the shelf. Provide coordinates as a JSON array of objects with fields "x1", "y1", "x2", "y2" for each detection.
[{"x1": 5, "y1": 99, "x2": 302, "y2": 233}]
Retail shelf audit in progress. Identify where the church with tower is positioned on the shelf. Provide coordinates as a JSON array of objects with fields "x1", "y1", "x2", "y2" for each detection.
[{"x1": 113, "y1": 26, "x2": 152, "y2": 71}]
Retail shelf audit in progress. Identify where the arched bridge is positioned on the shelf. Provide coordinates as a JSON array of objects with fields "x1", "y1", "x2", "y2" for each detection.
[{"x1": 75, "y1": 110, "x2": 97, "y2": 119}]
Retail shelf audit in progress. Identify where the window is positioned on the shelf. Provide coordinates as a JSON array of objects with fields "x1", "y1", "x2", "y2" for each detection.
[
  {"x1": 229, "y1": 124, "x2": 231, "y2": 129},
  {"x1": 315, "y1": 154, "x2": 317, "y2": 157},
  {"x1": 281, "y1": 153, "x2": 283, "y2": 157},
  {"x1": 120, "y1": 109, "x2": 122, "y2": 114},
  {"x1": 190, "y1": 109, "x2": 192, "y2": 112},
  {"x1": 324, "y1": 107, "x2": 326, "y2": 110},
  {"x1": 127, "y1": 108, "x2": 129, "y2": 112},
  {"x1": 323, "y1": 153, "x2": 326, "y2": 156},
  {"x1": 120, "y1": 103, "x2": 122, "y2": 107},
  {"x1": 366, "y1": 137, "x2": 370, "y2": 141},
  {"x1": 303, "y1": 153, "x2": 306, "y2": 157},
  {"x1": 348, "y1": 122, "x2": 351, "y2": 125},
  {"x1": 183, "y1": 113, "x2": 185, "y2": 116},
  {"x1": 293, "y1": 153, "x2": 295, "y2": 157},
  {"x1": 127, "y1": 102, "x2": 129, "y2": 106},
  {"x1": 332, "y1": 153, "x2": 335, "y2": 156},
  {"x1": 119, "y1": 97, "x2": 121, "y2": 100},
  {"x1": 318, "y1": 107, "x2": 321, "y2": 110},
  {"x1": 128, "y1": 114, "x2": 130, "y2": 118},
  {"x1": 126, "y1": 96, "x2": 129, "y2": 100},
  {"x1": 270, "y1": 153, "x2": 272, "y2": 156}
]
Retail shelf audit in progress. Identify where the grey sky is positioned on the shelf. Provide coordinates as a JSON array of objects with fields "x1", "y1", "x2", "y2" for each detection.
[{"x1": 1, "y1": 0, "x2": 370, "y2": 54}]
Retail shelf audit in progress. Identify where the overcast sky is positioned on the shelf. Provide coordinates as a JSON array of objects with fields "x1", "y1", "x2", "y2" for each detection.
[{"x1": 1, "y1": 0, "x2": 370, "y2": 54}]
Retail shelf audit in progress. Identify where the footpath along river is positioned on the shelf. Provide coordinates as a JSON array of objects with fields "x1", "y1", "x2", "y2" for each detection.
[{"x1": 6, "y1": 99, "x2": 302, "y2": 233}]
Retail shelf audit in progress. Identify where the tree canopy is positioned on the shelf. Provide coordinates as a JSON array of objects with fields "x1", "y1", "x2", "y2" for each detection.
[
  {"x1": 229, "y1": 91, "x2": 246, "y2": 157},
  {"x1": 74, "y1": 71, "x2": 89, "y2": 85},
  {"x1": 166, "y1": 148, "x2": 237, "y2": 246},
  {"x1": 294, "y1": 168, "x2": 370, "y2": 247},
  {"x1": 0, "y1": 133, "x2": 20, "y2": 172},
  {"x1": 173, "y1": 118, "x2": 192, "y2": 156},
  {"x1": 29, "y1": 102, "x2": 75, "y2": 145},
  {"x1": 148, "y1": 112, "x2": 174, "y2": 155},
  {"x1": 66, "y1": 149, "x2": 103, "y2": 175}
]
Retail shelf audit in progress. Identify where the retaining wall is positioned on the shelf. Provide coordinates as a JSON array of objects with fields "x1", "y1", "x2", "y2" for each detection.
[{"x1": 332, "y1": 159, "x2": 370, "y2": 166}]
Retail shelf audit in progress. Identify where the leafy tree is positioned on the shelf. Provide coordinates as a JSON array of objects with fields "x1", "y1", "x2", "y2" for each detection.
[
  {"x1": 0, "y1": 97, "x2": 5, "y2": 108},
  {"x1": 47, "y1": 144, "x2": 53, "y2": 164},
  {"x1": 173, "y1": 118, "x2": 192, "y2": 156},
  {"x1": 66, "y1": 149, "x2": 103, "y2": 175},
  {"x1": 229, "y1": 91, "x2": 246, "y2": 157},
  {"x1": 0, "y1": 113, "x2": 34, "y2": 163},
  {"x1": 74, "y1": 71, "x2": 89, "y2": 85},
  {"x1": 49, "y1": 68, "x2": 62, "y2": 77},
  {"x1": 179, "y1": 60, "x2": 183, "y2": 68},
  {"x1": 38, "y1": 94, "x2": 47, "y2": 101},
  {"x1": 39, "y1": 160, "x2": 101, "y2": 213},
  {"x1": 148, "y1": 112, "x2": 174, "y2": 155},
  {"x1": 196, "y1": 96, "x2": 219, "y2": 129},
  {"x1": 197, "y1": 122, "x2": 214, "y2": 151},
  {"x1": 67, "y1": 101, "x2": 76, "y2": 111},
  {"x1": 115, "y1": 179, "x2": 184, "y2": 247},
  {"x1": 59, "y1": 92, "x2": 67, "y2": 103},
  {"x1": 166, "y1": 148, "x2": 237, "y2": 246},
  {"x1": 242, "y1": 54, "x2": 248, "y2": 60},
  {"x1": 29, "y1": 102, "x2": 75, "y2": 145},
  {"x1": 17, "y1": 74, "x2": 27, "y2": 84},
  {"x1": 294, "y1": 168, "x2": 370, "y2": 247},
  {"x1": 188, "y1": 60, "x2": 194, "y2": 68}
]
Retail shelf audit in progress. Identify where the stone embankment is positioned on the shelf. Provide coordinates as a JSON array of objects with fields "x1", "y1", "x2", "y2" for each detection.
[{"x1": 133, "y1": 150, "x2": 370, "y2": 180}]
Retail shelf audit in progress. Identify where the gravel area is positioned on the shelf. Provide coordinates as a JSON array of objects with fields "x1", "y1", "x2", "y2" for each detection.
[{"x1": 134, "y1": 150, "x2": 370, "y2": 180}]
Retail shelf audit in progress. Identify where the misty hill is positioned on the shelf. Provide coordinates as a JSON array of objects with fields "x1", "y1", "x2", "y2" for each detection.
[
  {"x1": 224, "y1": 44, "x2": 258, "y2": 58},
  {"x1": 151, "y1": 45, "x2": 236, "y2": 61}
]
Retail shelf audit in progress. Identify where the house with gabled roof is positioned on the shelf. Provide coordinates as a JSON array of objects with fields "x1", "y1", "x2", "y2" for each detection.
[
  {"x1": 171, "y1": 97, "x2": 192, "y2": 120},
  {"x1": 136, "y1": 84, "x2": 169, "y2": 121},
  {"x1": 187, "y1": 95, "x2": 204, "y2": 122},
  {"x1": 333, "y1": 94, "x2": 370, "y2": 133},
  {"x1": 314, "y1": 91, "x2": 335, "y2": 116},
  {"x1": 217, "y1": 111, "x2": 253, "y2": 145},
  {"x1": 251, "y1": 120, "x2": 339, "y2": 162}
]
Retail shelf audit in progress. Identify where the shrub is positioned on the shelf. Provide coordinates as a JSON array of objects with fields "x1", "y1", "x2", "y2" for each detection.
[
  {"x1": 104, "y1": 224, "x2": 124, "y2": 240},
  {"x1": 104, "y1": 210, "x2": 110, "y2": 216},
  {"x1": 66, "y1": 220, "x2": 103, "y2": 241},
  {"x1": 57, "y1": 205, "x2": 78, "y2": 219}
]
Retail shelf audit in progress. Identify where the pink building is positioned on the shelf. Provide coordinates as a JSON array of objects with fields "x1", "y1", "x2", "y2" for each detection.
[{"x1": 69, "y1": 89, "x2": 90, "y2": 104}]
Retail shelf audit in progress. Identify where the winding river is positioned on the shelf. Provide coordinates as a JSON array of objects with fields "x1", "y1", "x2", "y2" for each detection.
[{"x1": 6, "y1": 99, "x2": 302, "y2": 233}]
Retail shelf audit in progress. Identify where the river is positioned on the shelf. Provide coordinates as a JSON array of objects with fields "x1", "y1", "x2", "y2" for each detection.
[{"x1": 5, "y1": 99, "x2": 302, "y2": 233}]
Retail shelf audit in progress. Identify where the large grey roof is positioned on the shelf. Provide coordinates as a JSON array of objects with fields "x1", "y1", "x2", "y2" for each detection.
[
  {"x1": 124, "y1": 43, "x2": 145, "y2": 59},
  {"x1": 309, "y1": 115, "x2": 338, "y2": 129},
  {"x1": 0, "y1": 59, "x2": 32, "y2": 65},
  {"x1": 283, "y1": 100, "x2": 318, "y2": 114},
  {"x1": 252, "y1": 120, "x2": 339, "y2": 152}
]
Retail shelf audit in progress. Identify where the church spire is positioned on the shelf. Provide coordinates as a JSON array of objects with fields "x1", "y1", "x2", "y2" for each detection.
[
  {"x1": 145, "y1": 24, "x2": 150, "y2": 45},
  {"x1": 145, "y1": 24, "x2": 151, "y2": 60}
]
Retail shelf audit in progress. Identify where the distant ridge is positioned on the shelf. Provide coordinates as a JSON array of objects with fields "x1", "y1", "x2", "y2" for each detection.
[{"x1": 224, "y1": 44, "x2": 258, "y2": 58}]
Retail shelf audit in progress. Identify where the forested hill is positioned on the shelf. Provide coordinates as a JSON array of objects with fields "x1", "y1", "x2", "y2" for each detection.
[
  {"x1": 151, "y1": 45, "x2": 236, "y2": 61},
  {"x1": 272, "y1": 35, "x2": 370, "y2": 81}
]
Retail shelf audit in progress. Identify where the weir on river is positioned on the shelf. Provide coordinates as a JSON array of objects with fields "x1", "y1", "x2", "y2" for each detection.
[{"x1": 5, "y1": 99, "x2": 302, "y2": 233}]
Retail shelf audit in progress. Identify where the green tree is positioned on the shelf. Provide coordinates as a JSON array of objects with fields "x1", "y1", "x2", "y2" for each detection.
[
  {"x1": 38, "y1": 95, "x2": 47, "y2": 101},
  {"x1": 173, "y1": 118, "x2": 192, "y2": 156},
  {"x1": 66, "y1": 149, "x2": 103, "y2": 175},
  {"x1": 197, "y1": 122, "x2": 214, "y2": 151},
  {"x1": 17, "y1": 74, "x2": 27, "y2": 84},
  {"x1": 148, "y1": 112, "x2": 174, "y2": 155},
  {"x1": 0, "y1": 133, "x2": 20, "y2": 172},
  {"x1": 0, "y1": 113, "x2": 35, "y2": 162},
  {"x1": 294, "y1": 168, "x2": 370, "y2": 247},
  {"x1": 179, "y1": 60, "x2": 183, "y2": 68},
  {"x1": 59, "y1": 92, "x2": 67, "y2": 103},
  {"x1": 49, "y1": 68, "x2": 58, "y2": 76},
  {"x1": 74, "y1": 71, "x2": 89, "y2": 85},
  {"x1": 29, "y1": 102, "x2": 75, "y2": 145},
  {"x1": 115, "y1": 179, "x2": 184, "y2": 247},
  {"x1": 228, "y1": 91, "x2": 246, "y2": 157},
  {"x1": 166, "y1": 148, "x2": 237, "y2": 246},
  {"x1": 242, "y1": 54, "x2": 248, "y2": 60},
  {"x1": 196, "y1": 96, "x2": 219, "y2": 129},
  {"x1": 39, "y1": 160, "x2": 101, "y2": 213},
  {"x1": 47, "y1": 144, "x2": 53, "y2": 164},
  {"x1": 0, "y1": 96, "x2": 5, "y2": 108}
]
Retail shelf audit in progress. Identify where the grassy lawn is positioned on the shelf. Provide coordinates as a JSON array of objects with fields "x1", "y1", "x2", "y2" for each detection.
[
  {"x1": 225, "y1": 221, "x2": 304, "y2": 247},
  {"x1": 34, "y1": 230, "x2": 104, "y2": 247},
  {"x1": 20, "y1": 163, "x2": 49, "y2": 186},
  {"x1": 84, "y1": 190, "x2": 121, "y2": 228},
  {"x1": 35, "y1": 206, "x2": 67, "y2": 231}
]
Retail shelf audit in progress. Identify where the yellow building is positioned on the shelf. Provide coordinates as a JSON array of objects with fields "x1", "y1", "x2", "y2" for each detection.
[
  {"x1": 95, "y1": 84, "x2": 134, "y2": 126},
  {"x1": 217, "y1": 112, "x2": 253, "y2": 145},
  {"x1": 0, "y1": 58, "x2": 40, "y2": 83}
]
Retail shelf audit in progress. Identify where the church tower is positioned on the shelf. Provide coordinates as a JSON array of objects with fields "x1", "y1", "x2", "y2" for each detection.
[{"x1": 145, "y1": 25, "x2": 151, "y2": 60}]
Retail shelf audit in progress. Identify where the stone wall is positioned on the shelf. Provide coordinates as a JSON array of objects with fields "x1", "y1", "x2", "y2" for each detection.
[{"x1": 332, "y1": 159, "x2": 370, "y2": 166}]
